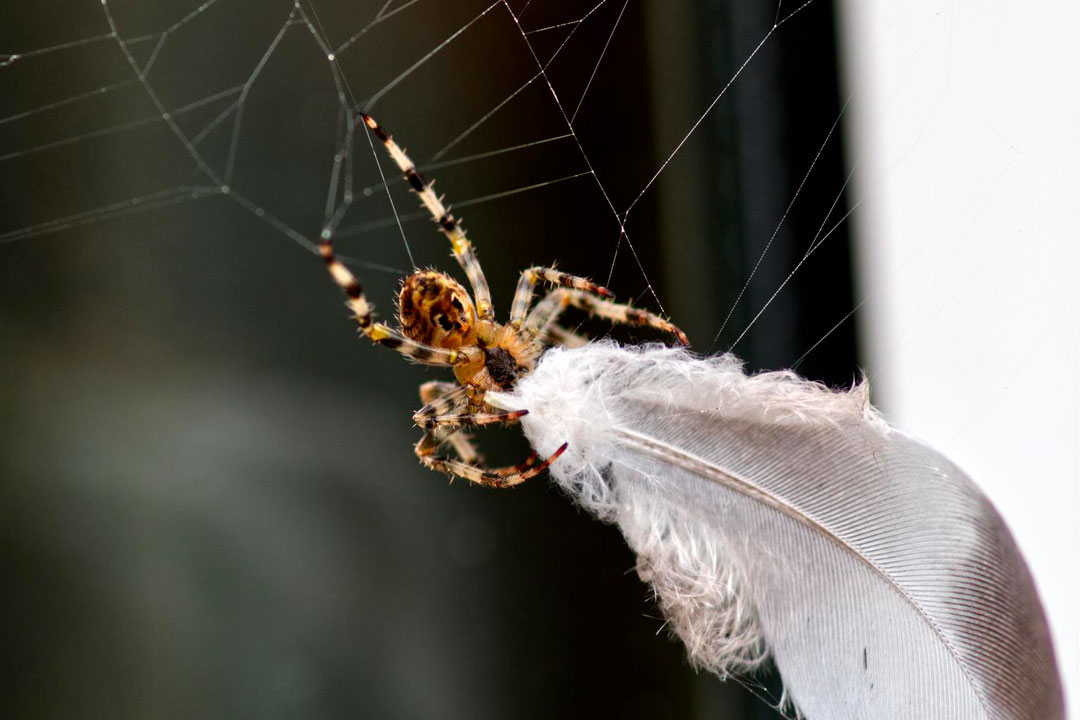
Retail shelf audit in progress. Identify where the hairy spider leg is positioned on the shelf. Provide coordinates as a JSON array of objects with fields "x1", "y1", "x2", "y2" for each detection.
[
  {"x1": 524, "y1": 288, "x2": 690, "y2": 346},
  {"x1": 416, "y1": 381, "x2": 471, "y2": 425},
  {"x1": 414, "y1": 381, "x2": 563, "y2": 490},
  {"x1": 421, "y1": 410, "x2": 529, "y2": 430},
  {"x1": 543, "y1": 324, "x2": 590, "y2": 348},
  {"x1": 417, "y1": 382, "x2": 481, "y2": 463},
  {"x1": 415, "y1": 424, "x2": 473, "y2": 463},
  {"x1": 415, "y1": 381, "x2": 528, "y2": 430},
  {"x1": 360, "y1": 112, "x2": 495, "y2": 325},
  {"x1": 318, "y1": 240, "x2": 475, "y2": 366},
  {"x1": 508, "y1": 265, "x2": 615, "y2": 325},
  {"x1": 414, "y1": 380, "x2": 560, "y2": 488},
  {"x1": 417, "y1": 441, "x2": 569, "y2": 489}
]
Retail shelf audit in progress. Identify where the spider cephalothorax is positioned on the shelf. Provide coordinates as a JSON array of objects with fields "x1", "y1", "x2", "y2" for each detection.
[{"x1": 318, "y1": 112, "x2": 688, "y2": 488}]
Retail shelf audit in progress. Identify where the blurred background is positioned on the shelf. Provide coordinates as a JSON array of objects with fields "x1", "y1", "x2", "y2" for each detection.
[{"x1": 1, "y1": 0, "x2": 1076, "y2": 717}]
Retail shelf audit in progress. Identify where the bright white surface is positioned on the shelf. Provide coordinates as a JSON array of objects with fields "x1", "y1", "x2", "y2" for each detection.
[{"x1": 838, "y1": 0, "x2": 1079, "y2": 713}]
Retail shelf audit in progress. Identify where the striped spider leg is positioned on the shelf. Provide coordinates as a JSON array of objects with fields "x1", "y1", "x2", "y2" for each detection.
[
  {"x1": 420, "y1": 445, "x2": 563, "y2": 489},
  {"x1": 508, "y1": 266, "x2": 616, "y2": 325},
  {"x1": 543, "y1": 324, "x2": 591, "y2": 348},
  {"x1": 415, "y1": 382, "x2": 482, "y2": 464},
  {"x1": 414, "y1": 385, "x2": 564, "y2": 489},
  {"x1": 412, "y1": 383, "x2": 559, "y2": 489},
  {"x1": 361, "y1": 113, "x2": 496, "y2": 329},
  {"x1": 524, "y1": 288, "x2": 690, "y2": 346}
]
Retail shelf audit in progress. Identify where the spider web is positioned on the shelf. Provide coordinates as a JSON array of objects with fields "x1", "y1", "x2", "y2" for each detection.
[{"x1": 1, "y1": 0, "x2": 1076, "y2": 717}]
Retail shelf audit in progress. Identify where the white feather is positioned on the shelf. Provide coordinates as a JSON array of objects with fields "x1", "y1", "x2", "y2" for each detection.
[{"x1": 487, "y1": 342, "x2": 1063, "y2": 720}]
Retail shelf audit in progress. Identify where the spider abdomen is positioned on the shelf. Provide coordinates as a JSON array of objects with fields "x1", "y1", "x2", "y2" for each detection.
[{"x1": 398, "y1": 270, "x2": 478, "y2": 348}]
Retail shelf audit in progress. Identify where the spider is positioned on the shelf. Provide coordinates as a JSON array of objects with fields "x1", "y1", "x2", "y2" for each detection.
[{"x1": 318, "y1": 112, "x2": 689, "y2": 488}]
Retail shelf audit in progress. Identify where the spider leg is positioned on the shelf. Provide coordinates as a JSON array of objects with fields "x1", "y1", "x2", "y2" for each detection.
[
  {"x1": 417, "y1": 382, "x2": 482, "y2": 463},
  {"x1": 524, "y1": 288, "x2": 689, "y2": 346},
  {"x1": 543, "y1": 324, "x2": 591, "y2": 348},
  {"x1": 420, "y1": 409, "x2": 529, "y2": 431},
  {"x1": 416, "y1": 382, "x2": 471, "y2": 425},
  {"x1": 415, "y1": 441, "x2": 569, "y2": 489},
  {"x1": 523, "y1": 291, "x2": 565, "y2": 334},
  {"x1": 318, "y1": 239, "x2": 478, "y2": 366},
  {"x1": 447, "y1": 435, "x2": 481, "y2": 465},
  {"x1": 416, "y1": 381, "x2": 527, "y2": 431},
  {"x1": 360, "y1": 113, "x2": 495, "y2": 324},
  {"x1": 415, "y1": 425, "x2": 482, "y2": 465},
  {"x1": 413, "y1": 382, "x2": 567, "y2": 488},
  {"x1": 509, "y1": 266, "x2": 614, "y2": 325}
]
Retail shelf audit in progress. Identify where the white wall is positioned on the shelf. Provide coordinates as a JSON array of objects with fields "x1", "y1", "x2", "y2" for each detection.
[{"x1": 838, "y1": 0, "x2": 1079, "y2": 712}]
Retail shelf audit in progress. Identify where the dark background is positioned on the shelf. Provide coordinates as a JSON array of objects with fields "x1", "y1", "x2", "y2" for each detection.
[{"x1": 0, "y1": 1, "x2": 855, "y2": 717}]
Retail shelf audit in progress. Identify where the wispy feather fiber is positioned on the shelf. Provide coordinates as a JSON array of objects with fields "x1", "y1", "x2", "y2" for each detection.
[{"x1": 488, "y1": 343, "x2": 1063, "y2": 720}]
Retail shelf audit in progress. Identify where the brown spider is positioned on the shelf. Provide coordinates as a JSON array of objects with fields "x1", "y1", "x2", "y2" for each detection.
[{"x1": 318, "y1": 112, "x2": 688, "y2": 488}]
